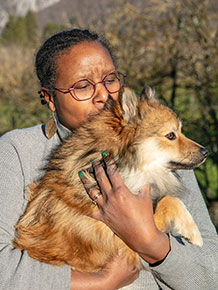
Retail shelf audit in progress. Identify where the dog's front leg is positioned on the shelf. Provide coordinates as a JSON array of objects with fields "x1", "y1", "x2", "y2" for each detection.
[{"x1": 154, "y1": 195, "x2": 203, "y2": 247}]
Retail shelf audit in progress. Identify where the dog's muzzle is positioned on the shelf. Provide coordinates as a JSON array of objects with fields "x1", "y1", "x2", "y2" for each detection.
[{"x1": 199, "y1": 147, "x2": 209, "y2": 158}]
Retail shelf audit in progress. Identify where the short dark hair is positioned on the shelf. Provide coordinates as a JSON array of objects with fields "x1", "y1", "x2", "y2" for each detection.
[{"x1": 35, "y1": 29, "x2": 116, "y2": 95}]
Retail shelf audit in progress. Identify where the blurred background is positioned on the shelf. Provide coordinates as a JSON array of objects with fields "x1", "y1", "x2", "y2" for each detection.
[{"x1": 0, "y1": 0, "x2": 217, "y2": 229}]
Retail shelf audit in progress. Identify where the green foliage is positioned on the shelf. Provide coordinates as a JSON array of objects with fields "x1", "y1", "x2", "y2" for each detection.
[
  {"x1": 25, "y1": 11, "x2": 40, "y2": 46},
  {"x1": 0, "y1": 44, "x2": 50, "y2": 135},
  {"x1": 0, "y1": 11, "x2": 40, "y2": 47},
  {"x1": 0, "y1": 99, "x2": 50, "y2": 136},
  {"x1": 1, "y1": 15, "x2": 17, "y2": 45},
  {"x1": 42, "y1": 23, "x2": 65, "y2": 41}
]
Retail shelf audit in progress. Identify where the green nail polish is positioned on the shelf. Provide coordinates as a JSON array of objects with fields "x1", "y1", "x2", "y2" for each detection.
[
  {"x1": 102, "y1": 151, "x2": 107, "y2": 158},
  {"x1": 78, "y1": 171, "x2": 83, "y2": 178}
]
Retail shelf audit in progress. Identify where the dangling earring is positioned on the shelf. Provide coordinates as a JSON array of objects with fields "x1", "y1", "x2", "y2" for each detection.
[
  {"x1": 45, "y1": 110, "x2": 57, "y2": 139},
  {"x1": 38, "y1": 91, "x2": 47, "y2": 105}
]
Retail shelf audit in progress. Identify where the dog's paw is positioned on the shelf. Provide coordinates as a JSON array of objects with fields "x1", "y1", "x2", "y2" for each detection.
[
  {"x1": 176, "y1": 218, "x2": 203, "y2": 247},
  {"x1": 154, "y1": 195, "x2": 203, "y2": 247}
]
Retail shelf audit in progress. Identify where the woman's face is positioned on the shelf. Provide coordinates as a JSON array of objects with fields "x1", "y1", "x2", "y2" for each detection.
[{"x1": 45, "y1": 41, "x2": 119, "y2": 131}]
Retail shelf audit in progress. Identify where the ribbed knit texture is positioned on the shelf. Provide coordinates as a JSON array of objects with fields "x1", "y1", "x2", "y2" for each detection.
[{"x1": 0, "y1": 122, "x2": 217, "y2": 290}]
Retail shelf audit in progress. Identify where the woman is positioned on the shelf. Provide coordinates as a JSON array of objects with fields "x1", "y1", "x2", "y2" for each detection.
[{"x1": 0, "y1": 29, "x2": 217, "y2": 290}]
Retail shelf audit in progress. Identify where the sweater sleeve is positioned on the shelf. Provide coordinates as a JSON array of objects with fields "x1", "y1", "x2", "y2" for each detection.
[
  {"x1": 142, "y1": 170, "x2": 218, "y2": 290},
  {"x1": 0, "y1": 138, "x2": 71, "y2": 290}
]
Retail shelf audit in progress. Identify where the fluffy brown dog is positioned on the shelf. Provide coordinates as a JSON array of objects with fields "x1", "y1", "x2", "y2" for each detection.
[{"x1": 13, "y1": 87, "x2": 208, "y2": 272}]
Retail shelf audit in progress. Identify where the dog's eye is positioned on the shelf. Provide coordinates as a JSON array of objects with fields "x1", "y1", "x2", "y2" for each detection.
[{"x1": 165, "y1": 132, "x2": 176, "y2": 140}]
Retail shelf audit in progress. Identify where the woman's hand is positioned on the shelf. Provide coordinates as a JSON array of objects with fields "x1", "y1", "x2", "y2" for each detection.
[
  {"x1": 81, "y1": 154, "x2": 170, "y2": 265},
  {"x1": 70, "y1": 253, "x2": 139, "y2": 290}
]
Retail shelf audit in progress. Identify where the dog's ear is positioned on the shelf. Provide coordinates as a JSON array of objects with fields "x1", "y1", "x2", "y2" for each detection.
[
  {"x1": 140, "y1": 86, "x2": 158, "y2": 104},
  {"x1": 120, "y1": 87, "x2": 139, "y2": 122}
]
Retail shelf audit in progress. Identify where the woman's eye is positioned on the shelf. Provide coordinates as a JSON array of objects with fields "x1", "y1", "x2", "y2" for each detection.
[
  {"x1": 106, "y1": 78, "x2": 116, "y2": 84},
  {"x1": 76, "y1": 85, "x2": 88, "y2": 90},
  {"x1": 105, "y1": 74, "x2": 117, "y2": 84},
  {"x1": 74, "y1": 82, "x2": 91, "y2": 90},
  {"x1": 165, "y1": 132, "x2": 176, "y2": 140}
]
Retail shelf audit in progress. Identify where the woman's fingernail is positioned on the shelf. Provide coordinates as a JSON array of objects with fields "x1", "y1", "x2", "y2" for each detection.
[
  {"x1": 78, "y1": 171, "x2": 84, "y2": 178},
  {"x1": 102, "y1": 151, "x2": 107, "y2": 158}
]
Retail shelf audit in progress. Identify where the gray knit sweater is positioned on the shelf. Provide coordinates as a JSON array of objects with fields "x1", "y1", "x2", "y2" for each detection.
[{"x1": 0, "y1": 121, "x2": 217, "y2": 290}]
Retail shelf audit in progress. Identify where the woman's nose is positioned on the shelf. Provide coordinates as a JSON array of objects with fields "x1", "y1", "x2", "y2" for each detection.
[{"x1": 93, "y1": 83, "x2": 109, "y2": 103}]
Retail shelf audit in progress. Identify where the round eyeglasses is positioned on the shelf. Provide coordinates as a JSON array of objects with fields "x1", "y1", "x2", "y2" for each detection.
[{"x1": 54, "y1": 71, "x2": 126, "y2": 101}]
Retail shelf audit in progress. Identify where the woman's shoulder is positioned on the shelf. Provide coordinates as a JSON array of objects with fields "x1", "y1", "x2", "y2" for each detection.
[
  {"x1": 0, "y1": 124, "x2": 45, "y2": 145},
  {"x1": 0, "y1": 124, "x2": 53, "y2": 165},
  {"x1": 0, "y1": 124, "x2": 61, "y2": 184}
]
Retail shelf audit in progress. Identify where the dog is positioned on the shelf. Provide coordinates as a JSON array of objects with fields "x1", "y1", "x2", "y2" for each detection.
[{"x1": 13, "y1": 86, "x2": 208, "y2": 272}]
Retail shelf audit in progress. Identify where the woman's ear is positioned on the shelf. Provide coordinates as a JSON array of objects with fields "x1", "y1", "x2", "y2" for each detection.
[{"x1": 41, "y1": 88, "x2": 56, "y2": 111}]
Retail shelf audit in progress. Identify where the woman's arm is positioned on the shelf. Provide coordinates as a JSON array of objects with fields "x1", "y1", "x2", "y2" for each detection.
[
  {"x1": 70, "y1": 253, "x2": 139, "y2": 290},
  {"x1": 86, "y1": 157, "x2": 218, "y2": 290},
  {"x1": 147, "y1": 170, "x2": 218, "y2": 290},
  {"x1": 0, "y1": 138, "x2": 71, "y2": 290}
]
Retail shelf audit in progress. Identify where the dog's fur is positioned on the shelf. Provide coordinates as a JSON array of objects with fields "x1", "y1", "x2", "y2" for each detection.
[{"x1": 13, "y1": 87, "x2": 207, "y2": 272}]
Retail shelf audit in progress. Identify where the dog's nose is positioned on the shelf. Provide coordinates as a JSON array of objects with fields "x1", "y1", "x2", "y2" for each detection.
[{"x1": 199, "y1": 147, "x2": 209, "y2": 157}]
